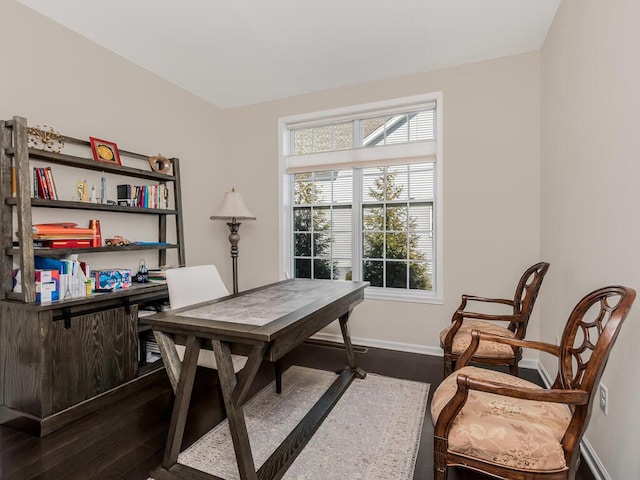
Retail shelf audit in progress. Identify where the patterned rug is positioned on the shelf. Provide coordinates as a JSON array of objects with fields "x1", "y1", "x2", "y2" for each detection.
[{"x1": 170, "y1": 366, "x2": 429, "y2": 480}]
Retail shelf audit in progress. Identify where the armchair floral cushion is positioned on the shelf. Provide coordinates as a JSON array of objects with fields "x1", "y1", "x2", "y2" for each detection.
[
  {"x1": 439, "y1": 320, "x2": 517, "y2": 358},
  {"x1": 431, "y1": 366, "x2": 571, "y2": 472}
]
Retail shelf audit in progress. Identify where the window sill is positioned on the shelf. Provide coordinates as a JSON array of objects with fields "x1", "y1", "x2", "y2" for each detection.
[{"x1": 364, "y1": 288, "x2": 444, "y2": 305}]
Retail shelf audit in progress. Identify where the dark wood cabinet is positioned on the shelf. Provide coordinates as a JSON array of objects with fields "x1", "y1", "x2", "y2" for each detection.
[{"x1": 0, "y1": 116, "x2": 185, "y2": 436}]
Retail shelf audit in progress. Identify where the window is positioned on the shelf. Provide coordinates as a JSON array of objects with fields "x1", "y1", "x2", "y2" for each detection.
[{"x1": 280, "y1": 94, "x2": 442, "y2": 302}]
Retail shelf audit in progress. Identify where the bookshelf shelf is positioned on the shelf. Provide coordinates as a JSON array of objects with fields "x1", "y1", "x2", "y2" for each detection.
[
  {"x1": 7, "y1": 243, "x2": 179, "y2": 257},
  {"x1": 5, "y1": 197, "x2": 179, "y2": 215},
  {"x1": 6, "y1": 147, "x2": 176, "y2": 182}
]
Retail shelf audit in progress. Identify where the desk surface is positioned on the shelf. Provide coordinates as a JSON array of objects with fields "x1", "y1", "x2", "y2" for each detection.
[{"x1": 141, "y1": 278, "x2": 368, "y2": 344}]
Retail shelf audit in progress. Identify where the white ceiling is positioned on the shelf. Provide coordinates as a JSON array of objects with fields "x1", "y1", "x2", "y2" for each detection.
[{"x1": 18, "y1": 0, "x2": 560, "y2": 109}]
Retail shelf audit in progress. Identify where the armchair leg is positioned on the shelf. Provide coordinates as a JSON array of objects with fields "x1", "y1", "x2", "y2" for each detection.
[
  {"x1": 434, "y1": 435, "x2": 449, "y2": 480},
  {"x1": 443, "y1": 357, "x2": 453, "y2": 377},
  {"x1": 509, "y1": 363, "x2": 519, "y2": 377}
]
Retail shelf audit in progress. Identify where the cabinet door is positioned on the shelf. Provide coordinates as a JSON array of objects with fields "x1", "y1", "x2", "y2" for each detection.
[{"x1": 50, "y1": 305, "x2": 138, "y2": 413}]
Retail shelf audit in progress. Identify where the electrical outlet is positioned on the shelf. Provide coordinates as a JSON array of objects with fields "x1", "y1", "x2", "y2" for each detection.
[{"x1": 599, "y1": 384, "x2": 608, "y2": 415}]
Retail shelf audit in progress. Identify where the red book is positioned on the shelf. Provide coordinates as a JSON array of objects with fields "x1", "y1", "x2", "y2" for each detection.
[
  {"x1": 44, "y1": 167, "x2": 57, "y2": 200},
  {"x1": 36, "y1": 168, "x2": 49, "y2": 199},
  {"x1": 41, "y1": 239, "x2": 93, "y2": 249}
]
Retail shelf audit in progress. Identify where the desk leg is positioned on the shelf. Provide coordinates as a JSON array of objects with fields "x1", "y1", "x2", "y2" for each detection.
[
  {"x1": 162, "y1": 335, "x2": 201, "y2": 469},
  {"x1": 339, "y1": 311, "x2": 366, "y2": 379},
  {"x1": 212, "y1": 339, "x2": 262, "y2": 480}
]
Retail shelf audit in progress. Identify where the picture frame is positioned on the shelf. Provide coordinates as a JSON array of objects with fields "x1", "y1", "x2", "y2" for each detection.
[{"x1": 89, "y1": 137, "x2": 121, "y2": 165}]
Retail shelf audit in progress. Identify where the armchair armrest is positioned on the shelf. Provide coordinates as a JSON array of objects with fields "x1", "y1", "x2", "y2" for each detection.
[
  {"x1": 456, "y1": 295, "x2": 515, "y2": 314},
  {"x1": 457, "y1": 330, "x2": 560, "y2": 369},
  {"x1": 455, "y1": 311, "x2": 524, "y2": 322},
  {"x1": 461, "y1": 375, "x2": 588, "y2": 405},
  {"x1": 434, "y1": 373, "x2": 587, "y2": 442},
  {"x1": 461, "y1": 294, "x2": 515, "y2": 307}
]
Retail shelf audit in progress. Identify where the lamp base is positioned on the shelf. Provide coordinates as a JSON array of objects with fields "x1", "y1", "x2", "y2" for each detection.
[{"x1": 227, "y1": 220, "x2": 241, "y2": 294}]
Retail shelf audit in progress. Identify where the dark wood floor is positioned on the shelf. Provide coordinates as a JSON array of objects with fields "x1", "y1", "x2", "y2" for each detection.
[{"x1": 0, "y1": 342, "x2": 595, "y2": 480}]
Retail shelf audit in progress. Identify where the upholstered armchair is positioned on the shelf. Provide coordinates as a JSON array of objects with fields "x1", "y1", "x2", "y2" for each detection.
[
  {"x1": 431, "y1": 285, "x2": 635, "y2": 480},
  {"x1": 440, "y1": 262, "x2": 550, "y2": 376}
]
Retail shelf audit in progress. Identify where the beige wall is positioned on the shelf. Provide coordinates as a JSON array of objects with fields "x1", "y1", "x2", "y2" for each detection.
[
  {"x1": 541, "y1": 0, "x2": 640, "y2": 477},
  {"x1": 0, "y1": 0, "x2": 227, "y2": 273},
  {"x1": 0, "y1": 2, "x2": 542, "y2": 356},
  {"x1": 220, "y1": 52, "x2": 542, "y2": 355}
]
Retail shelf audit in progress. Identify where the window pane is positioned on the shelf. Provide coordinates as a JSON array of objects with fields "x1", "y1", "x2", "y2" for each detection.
[
  {"x1": 294, "y1": 176, "x2": 314, "y2": 205},
  {"x1": 385, "y1": 114, "x2": 409, "y2": 144},
  {"x1": 294, "y1": 233, "x2": 311, "y2": 256},
  {"x1": 408, "y1": 110, "x2": 435, "y2": 142},
  {"x1": 387, "y1": 169, "x2": 408, "y2": 201},
  {"x1": 363, "y1": 260, "x2": 383, "y2": 287},
  {"x1": 314, "y1": 259, "x2": 333, "y2": 279},
  {"x1": 333, "y1": 171, "x2": 352, "y2": 203},
  {"x1": 362, "y1": 116, "x2": 388, "y2": 144},
  {"x1": 294, "y1": 129, "x2": 313, "y2": 155},
  {"x1": 332, "y1": 232, "x2": 352, "y2": 258},
  {"x1": 386, "y1": 233, "x2": 407, "y2": 259},
  {"x1": 332, "y1": 207, "x2": 352, "y2": 231},
  {"x1": 409, "y1": 165, "x2": 433, "y2": 200},
  {"x1": 313, "y1": 173, "x2": 332, "y2": 203},
  {"x1": 409, "y1": 233, "x2": 432, "y2": 260},
  {"x1": 312, "y1": 207, "x2": 330, "y2": 232},
  {"x1": 386, "y1": 206, "x2": 408, "y2": 230},
  {"x1": 363, "y1": 232, "x2": 383, "y2": 259},
  {"x1": 363, "y1": 205, "x2": 384, "y2": 231},
  {"x1": 362, "y1": 169, "x2": 385, "y2": 202},
  {"x1": 386, "y1": 261, "x2": 408, "y2": 288},
  {"x1": 293, "y1": 207, "x2": 311, "y2": 231},
  {"x1": 313, "y1": 126, "x2": 332, "y2": 153},
  {"x1": 334, "y1": 260, "x2": 352, "y2": 281},
  {"x1": 295, "y1": 259, "x2": 311, "y2": 278},
  {"x1": 409, "y1": 262, "x2": 432, "y2": 290},
  {"x1": 409, "y1": 204, "x2": 431, "y2": 231},
  {"x1": 313, "y1": 233, "x2": 330, "y2": 256},
  {"x1": 333, "y1": 123, "x2": 353, "y2": 150}
]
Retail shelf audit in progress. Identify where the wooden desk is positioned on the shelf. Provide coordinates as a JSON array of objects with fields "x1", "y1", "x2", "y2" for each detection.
[{"x1": 143, "y1": 278, "x2": 368, "y2": 480}]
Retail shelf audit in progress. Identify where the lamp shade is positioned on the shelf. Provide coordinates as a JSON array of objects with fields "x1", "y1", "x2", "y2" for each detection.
[{"x1": 210, "y1": 188, "x2": 256, "y2": 221}]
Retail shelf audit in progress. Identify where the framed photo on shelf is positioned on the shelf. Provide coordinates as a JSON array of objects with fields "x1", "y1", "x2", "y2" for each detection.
[{"x1": 89, "y1": 137, "x2": 121, "y2": 165}]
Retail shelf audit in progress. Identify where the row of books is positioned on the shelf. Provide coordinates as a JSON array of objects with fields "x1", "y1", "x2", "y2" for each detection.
[
  {"x1": 32, "y1": 167, "x2": 58, "y2": 200},
  {"x1": 117, "y1": 184, "x2": 169, "y2": 209}
]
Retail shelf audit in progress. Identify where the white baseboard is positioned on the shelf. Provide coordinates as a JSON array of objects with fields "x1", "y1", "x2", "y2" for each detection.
[
  {"x1": 310, "y1": 332, "x2": 443, "y2": 357},
  {"x1": 311, "y1": 332, "x2": 540, "y2": 369}
]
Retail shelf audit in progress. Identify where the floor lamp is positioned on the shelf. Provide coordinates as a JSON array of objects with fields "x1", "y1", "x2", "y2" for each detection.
[{"x1": 210, "y1": 188, "x2": 256, "y2": 294}]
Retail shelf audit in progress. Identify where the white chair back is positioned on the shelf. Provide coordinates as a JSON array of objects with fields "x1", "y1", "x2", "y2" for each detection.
[
  {"x1": 165, "y1": 264, "x2": 229, "y2": 309},
  {"x1": 163, "y1": 264, "x2": 246, "y2": 372}
]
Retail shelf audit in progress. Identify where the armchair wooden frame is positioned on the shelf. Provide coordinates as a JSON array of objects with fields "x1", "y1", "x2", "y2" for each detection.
[
  {"x1": 442, "y1": 262, "x2": 550, "y2": 376},
  {"x1": 434, "y1": 285, "x2": 636, "y2": 480}
]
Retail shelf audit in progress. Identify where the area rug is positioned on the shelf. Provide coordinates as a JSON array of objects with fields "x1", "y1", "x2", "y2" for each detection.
[{"x1": 173, "y1": 365, "x2": 429, "y2": 480}]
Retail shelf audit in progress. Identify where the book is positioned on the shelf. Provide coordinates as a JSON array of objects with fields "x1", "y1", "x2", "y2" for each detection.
[
  {"x1": 41, "y1": 239, "x2": 92, "y2": 249},
  {"x1": 11, "y1": 166, "x2": 16, "y2": 198},
  {"x1": 31, "y1": 223, "x2": 94, "y2": 240},
  {"x1": 44, "y1": 167, "x2": 57, "y2": 200},
  {"x1": 36, "y1": 167, "x2": 48, "y2": 199}
]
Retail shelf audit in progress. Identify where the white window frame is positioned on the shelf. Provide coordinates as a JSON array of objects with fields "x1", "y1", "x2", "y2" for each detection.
[{"x1": 278, "y1": 93, "x2": 444, "y2": 304}]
